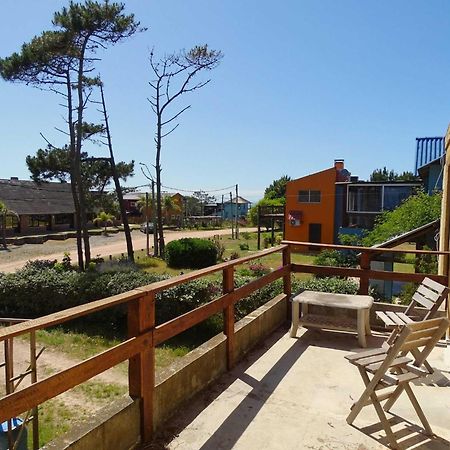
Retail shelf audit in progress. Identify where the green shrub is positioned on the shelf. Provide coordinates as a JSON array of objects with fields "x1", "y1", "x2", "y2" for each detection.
[
  {"x1": 314, "y1": 249, "x2": 358, "y2": 268},
  {"x1": 166, "y1": 238, "x2": 218, "y2": 269},
  {"x1": 295, "y1": 276, "x2": 359, "y2": 295},
  {"x1": 239, "y1": 243, "x2": 249, "y2": 251}
]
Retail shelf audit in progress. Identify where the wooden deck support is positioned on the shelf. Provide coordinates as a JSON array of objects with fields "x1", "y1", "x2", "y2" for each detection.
[
  {"x1": 128, "y1": 293, "x2": 155, "y2": 443},
  {"x1": 223, "y1": 267, "x2": 235, "y2": 370}
]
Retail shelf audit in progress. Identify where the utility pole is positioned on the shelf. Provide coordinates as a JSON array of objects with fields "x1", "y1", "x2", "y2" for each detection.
[
  {"x1": 145, "y1": 192, "x2": 150, "y2": 256},
  {"x1": 235, "y1": 184, "x2": 239, "y2": 239},
  {"x1": 140, "y1": 162, "x2": 159, "y2": 257},
  {"x1": 221, "y1": 194, "x2": 224, "y2": 225},
  {"x1": 229, "y1": 191, "x2": 234, "y2": 239}
]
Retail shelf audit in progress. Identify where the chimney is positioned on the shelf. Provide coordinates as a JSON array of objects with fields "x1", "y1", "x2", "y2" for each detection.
[
  {"x1": 10, "y1": 177, "x2": 19, "y2": 181},
  {"x1": 334, "y1": 159, "x2": 344, "y2": 170}
]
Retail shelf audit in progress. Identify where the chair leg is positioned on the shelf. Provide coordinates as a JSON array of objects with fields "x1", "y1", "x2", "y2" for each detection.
[
  {"x1": 383, "y1": 384, "x2": 405, "y2": 412},
  {"x1": 347, "y1": 368, "x2": 372, "y2": 424},
  {"x1": 370, "y1": 392, "x2": 400, "y2": 449},
  {"x1": 404, "y1": 384, "x2": 433, "y2": 436}
]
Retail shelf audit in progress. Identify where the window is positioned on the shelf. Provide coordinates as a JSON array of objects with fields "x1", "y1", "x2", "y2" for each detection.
[
  {"x1": 298, "y1": 190, "x2": 321, "y2": 203},
  {"x1": 54, "y1": 214, "x2": 72, "y2": 225},
  {"x1": 288, "y1": 210, "x2": 302, "y2": 227},
  {"x1": 347, "y1": 186, "x2": 382, "y2": 212},
  {"x1": 30, "y1": 215, "x2": 49, "y2": 228},
  {"x1": 4, "y1": 215, "x2": 19, "y2": 229},
  {"x1": 383, "y1": 186, "x2": 416, "y2": 211}
]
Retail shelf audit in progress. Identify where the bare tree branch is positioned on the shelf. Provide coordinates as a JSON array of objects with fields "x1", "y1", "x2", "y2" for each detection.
[{"x1": 161, "y1": 105, "x2": 191, "y2": 126}]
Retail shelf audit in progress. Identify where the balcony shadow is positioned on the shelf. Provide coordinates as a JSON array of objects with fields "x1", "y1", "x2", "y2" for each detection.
[
  {"x1": 145, "y1": 326, "x2": 308, "y2": 450},
  {"x1": 355, "y1": 413, "x2": 450, "y2": 450}
]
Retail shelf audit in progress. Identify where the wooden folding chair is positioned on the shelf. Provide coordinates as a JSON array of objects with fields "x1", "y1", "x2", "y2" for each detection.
[
  {"x1": 345, "y1": 317, "x2": 449, "y2": 449},
  {"x1": 376, "y1": 277, "x2": 448, "y2": 328}
]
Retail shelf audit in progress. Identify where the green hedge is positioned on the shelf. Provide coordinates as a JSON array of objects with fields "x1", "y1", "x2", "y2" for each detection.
[{"x1": 165, "y1": 238, "x2": 218, "y2": 269}]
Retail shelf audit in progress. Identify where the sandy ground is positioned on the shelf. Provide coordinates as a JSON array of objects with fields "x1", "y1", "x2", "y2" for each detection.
[{"x1": 0, "y1": 227, "x2": 255, "y2": 273}]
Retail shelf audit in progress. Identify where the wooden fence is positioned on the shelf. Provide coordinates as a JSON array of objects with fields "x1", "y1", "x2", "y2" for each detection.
[{"x1": 0, "y1": 241, "x2": 448, "y2": 447}]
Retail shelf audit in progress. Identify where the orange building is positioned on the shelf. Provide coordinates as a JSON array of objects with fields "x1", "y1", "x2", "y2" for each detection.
[{"x1": 284, "y1": 160, "x2": 348, "y2": 244}]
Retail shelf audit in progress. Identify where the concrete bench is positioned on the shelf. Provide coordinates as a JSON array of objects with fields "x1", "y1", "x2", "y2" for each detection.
[{"x1": 290, "y1": 290, "x2": 374, "y2": 347}]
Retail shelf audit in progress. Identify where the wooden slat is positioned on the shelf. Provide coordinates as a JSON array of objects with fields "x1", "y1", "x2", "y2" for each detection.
[
  {"x1": 401, "y1": 337, "x2": 431, "y2": 352},
  {"x1": 412, "y1": 292, "x2": 435, "y2": 310},
  {"x1": 386, "y1": 311, "x2": 408, "y2": 325},
  {"x1": 382, "y1": 371, "x2": 418, "y2": 385},
  {"x1": 417, "y1": 284, "x2": 441, "y2": 302},
  {"x1": 366, "y1": 356, "x2": 411, "y2": 372},
  {"x1": 0, "y1": 332, "x2": 151, "y2": 423},
  {"x1": 421, "y1": 277, "x2": 447, "y2": 294},
  {"x1": 396, "y1": 313, "x2": 413, "y2": 324},
  {"x1": 353, "y1": 353, "x2": 388, "y2": 367},
  {"x1": 406, "y1": 317, "x2": 446, "y2": 331},
  {"x1": 376, "y1": 311, "x2": 396, "y2": 326},
  {"x1": 406, "y1": 326, "x2": 440, "y2": 342},
  {"x1": 345, "y1": 348, "x2": 386, "y2": 361}
]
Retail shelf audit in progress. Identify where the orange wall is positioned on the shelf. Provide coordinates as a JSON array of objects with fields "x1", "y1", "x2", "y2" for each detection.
[{"x1": 284, "y1": 167, "x2": 337, "y2": 244}]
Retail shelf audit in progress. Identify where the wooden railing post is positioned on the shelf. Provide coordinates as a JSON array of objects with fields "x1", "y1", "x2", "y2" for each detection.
[
  {"x1": 283, "y1": 245, "x2": 292, "y2": 319},
  {"x1": 128, "y1": 292, "x2": 155, "y2": 443},
  {"x1": 359, "y1": 251, "x2": 371, "y2": 295},
  {"x1": 223, "y1": 267, "x2": 235, "y2": 370}
]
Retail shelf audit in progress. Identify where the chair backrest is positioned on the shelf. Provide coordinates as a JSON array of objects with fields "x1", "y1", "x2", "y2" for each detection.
[
  {"x1": 397, "y1": 317, "x2": 449, "y2": 367},
  {"x1": 405, "y1": 277, "x2": 448, "y2": 320}
]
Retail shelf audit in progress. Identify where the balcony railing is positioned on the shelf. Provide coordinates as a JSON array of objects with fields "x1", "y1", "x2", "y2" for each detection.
[
  {"x1": 0, "y1": 242, "x2": 448, "y2": 447},
  {"x1": 415, "y1": 137, "x2": 445, "y2": 174}
]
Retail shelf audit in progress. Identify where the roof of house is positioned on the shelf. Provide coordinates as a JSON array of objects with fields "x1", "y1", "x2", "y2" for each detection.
[
  {"x1": 123, "y1": 192, "x2": 183, "y2": 201},
  {"x1": 0, "y1": 179, "x2": 75, "y2": 215},
  {"x1": 224, "y1": 196, "x2": 251, "y2": 205}
]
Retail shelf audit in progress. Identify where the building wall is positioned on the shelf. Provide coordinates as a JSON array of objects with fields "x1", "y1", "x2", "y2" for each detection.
[
  {"x1": 284, "y1": 167, "x2": 338, "y2": 244},
  {"x1": 223, "y1": 202, "x2": 250, "y2": 219}
]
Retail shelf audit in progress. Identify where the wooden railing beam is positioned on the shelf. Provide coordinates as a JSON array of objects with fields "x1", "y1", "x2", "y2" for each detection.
[{"x1": 0, "y1": 333, "x2": 151, "y2": 424}]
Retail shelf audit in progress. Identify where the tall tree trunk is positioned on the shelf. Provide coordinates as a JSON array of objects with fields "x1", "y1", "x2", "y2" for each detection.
[
  {"x1": 1, "y1": 213, "x2": 6, "y2": 249},
  {"x1": 75, "y1": 40, "x2": 91, "y2": 266},
  {"x1": 156, "y1": 113, "x2": 165, "y2": 257},
  {"x1": 66, "y1": 72, "x2": 84, "y2": 270},
  {"x1": 99, "y1": 83, "x2": 134, "y2": 262}
]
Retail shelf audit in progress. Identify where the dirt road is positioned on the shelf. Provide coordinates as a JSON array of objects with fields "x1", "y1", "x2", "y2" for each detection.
[{"x1": 0, "y1": 228, "x2": 256, "y2": 273}]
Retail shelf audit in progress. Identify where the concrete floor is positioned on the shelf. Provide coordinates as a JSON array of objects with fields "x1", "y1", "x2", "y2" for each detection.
[{"x1": 151, "y1": 327, "x2": 450, "y2": 450}]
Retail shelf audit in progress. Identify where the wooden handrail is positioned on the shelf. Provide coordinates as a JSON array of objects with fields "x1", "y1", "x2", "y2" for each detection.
[
  {"x1": 0, "y1": 241, "x2": 446, "y2": 446},
  {"x1": 282, "y1": 240, "x2": 450, "y2": 255},
  {"x1": 0, "y1": 332, "x2": 152, "y2": 423},
  {"x1": 154, "y1": 266, "x2": 289, "y2": 345},
  {"x1": 0, "y1": 245, "x2": 287, "y2": 343},
  {"x1": 136, "y1": 244, "x2": 287, "y2": 295}
]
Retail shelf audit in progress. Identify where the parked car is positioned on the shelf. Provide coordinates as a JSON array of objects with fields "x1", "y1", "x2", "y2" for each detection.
[{"x1": 140, "y1": 222, "x2": 154, "y2": 234}]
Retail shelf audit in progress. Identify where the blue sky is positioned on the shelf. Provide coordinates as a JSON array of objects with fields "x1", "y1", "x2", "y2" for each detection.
[{"x1": 1, "y1": 1, "x2": 449, "y2": 202}]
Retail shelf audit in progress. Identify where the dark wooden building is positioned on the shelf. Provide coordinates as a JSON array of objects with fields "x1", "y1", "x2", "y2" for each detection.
[{"x1": 0, "y1": 178, "x2": 75, "y2": 235}]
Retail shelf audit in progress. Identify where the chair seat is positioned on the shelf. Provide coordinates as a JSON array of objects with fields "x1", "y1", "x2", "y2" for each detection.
[{"x1": 376, "y1": 311, "x2": 413, "y2": 326}]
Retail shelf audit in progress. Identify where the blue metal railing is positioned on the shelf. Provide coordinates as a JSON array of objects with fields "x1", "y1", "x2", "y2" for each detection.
[{"x1": 415, "y1": 137, "x2": 445, "y2": 174}]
